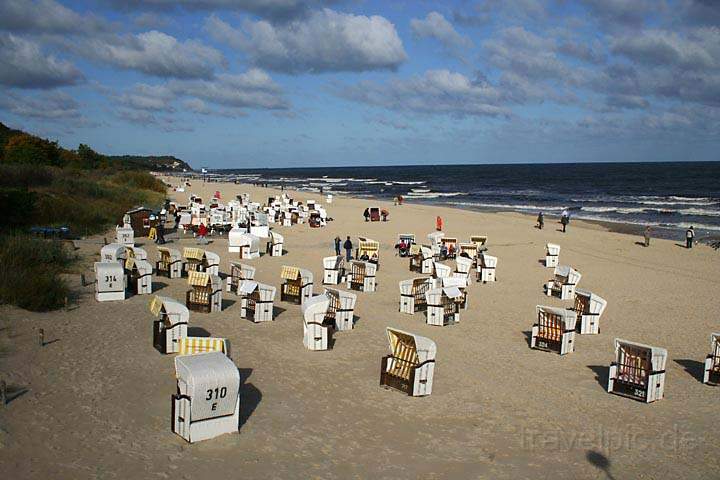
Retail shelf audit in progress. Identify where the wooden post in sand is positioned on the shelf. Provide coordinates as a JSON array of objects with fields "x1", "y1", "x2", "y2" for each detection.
[
  {"x1": 0, "y1": 380, "x2": 6, "y2": 407},
  {"x1": 38, "y1": 328, "x2": 44, "y2": 347}
]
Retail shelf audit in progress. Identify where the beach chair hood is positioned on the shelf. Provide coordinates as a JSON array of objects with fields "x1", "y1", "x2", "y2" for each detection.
[
  {"x1": 614, "y1": 339, "x2": 667, "y2": 372},
  {"x1": 386, "y1": 327, "x2": 436, "y2": 364},
  {"x1": 174, "y1": 352, "x2": 239, "y2": 422},
  {"x1": 537, "y1": 305, "x2": 578, "y2": 331}
]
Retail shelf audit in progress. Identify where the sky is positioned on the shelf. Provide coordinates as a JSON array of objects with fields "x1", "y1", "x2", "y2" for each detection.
[{"x1": 0, "y1": 0, "x2": 719, "y2": 169}]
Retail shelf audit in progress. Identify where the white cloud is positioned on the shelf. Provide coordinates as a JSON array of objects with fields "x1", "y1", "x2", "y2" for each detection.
[
  {"x1": 336, "y1": 69, "x2": 509, "y2": 118},
  {"x1": 206, "y1": 9, "x2": 407, "y2": 74},
  {"x1": 0, "y1": 0, "x2": 108, "y2": 35},
  {"x1": 0, "y1": 33, "x2": 83, "y2": 88},
  {"x1": 410, "y1": 12, "x2": 473, "y2": 51}
]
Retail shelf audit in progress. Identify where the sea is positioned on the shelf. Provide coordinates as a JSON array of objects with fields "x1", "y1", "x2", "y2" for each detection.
[{"x1": 208, "y1": 162, "x2": 720, "y2": 240}]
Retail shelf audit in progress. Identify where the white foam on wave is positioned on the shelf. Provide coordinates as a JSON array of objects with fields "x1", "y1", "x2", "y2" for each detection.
[
  {"x1": 451, "y1": 201, "x2": 564, "y2": 211},
  {"x1": 407, "y1": 192, "x2": 464, "y2": 199},
  {"x1": 394, "y1": 181, "x2": 426, "y2": 185}
]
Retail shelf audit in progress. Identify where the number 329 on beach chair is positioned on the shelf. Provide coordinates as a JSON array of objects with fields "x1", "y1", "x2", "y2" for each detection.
[
  {"x1": 172, "y1": 352, "x2": 240, "y2": 443},
  {"x1": 380, "y1": 328, "x2": 436, "y2": 397}
]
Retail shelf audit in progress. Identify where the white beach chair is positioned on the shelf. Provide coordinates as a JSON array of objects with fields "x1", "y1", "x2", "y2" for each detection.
[
  {"x1": 237, "y1": 280, "x2": 276, "y2": 323},
  {"x1": 346, "y1": 260, "x2": 377, "y2": 292},
  {"x1": 425, "y1": 286, "x2": 463, "y2": 326},
  {"x1": 545, "y1": 243, "x2": 560, "y2": 268},
  {"x1": 280, "y1": 265, "x2": 314, "y2": 305},
  {"x1": 100, "y1": 243, "x2": 126, "y2": 264},
  {"x1": 94, "y1": 261, "x2": 125, "y2": 302},
  {"x1": 432, "y1": 261, "x2": 452, "y2": 279},
  {"x1": 115, "y1": 225, "x2": 134, "y2": 246},
  {"x1": 125, "y1": 257, "x2": 153, "y2": 295},
  {"x1": 226, "y1": 261, "x2": 256, "y2": 293},
  {"x1": 477, "y1": 253, "x2": 497, "y2": 283},
  {"x1": 172, "y1": 352, "x2": 240, "y2": 443},
  {"x1": 323, "y1": 287, "x2": 357, "y2": 331},
  {"x1": 531, "y1": 306, "x2": 577, "y2": 355},
  {"x1": 703, "y1": 333, "x2": 720, "y2": 385},
  {"x1": 380, "y1": 328, "x2": 436, "y2": 396},
  {"x1": 399, "y1": 277, "x2": 434, "y2": 314},
  {"x1": 186, "y1": 271, "x2": 223, "y2": 313},
  {"x1": 545, "y1": 265, "x2": 581, "y2": 300},
  {"x1": 356, "y1": 237, "x2": 380, "y2": 269},
  {"x1": 302, "y1": 294, "x2": 332, "y2": 350},
  {"x1": 149, "y1": 295, "x2": 189, "y2": 354},
  {"x1": 441, "y1": 276, "x2": 469, "y2": 309},
  {"x1": 608, "y1": 339, "x2": 667, "y2": 403},
  {"x1": 323, "y1": 255, "x2": 346, "y2": 285},
  {"x1": 266, "y1": 231, "x2": 284, "y2": 257},
  {"x1": 156, "y1": 247, "x2": 183, "y2": 279},
  {"x1": 572, "y1": 289, "x2": 607, "y2": 335}
]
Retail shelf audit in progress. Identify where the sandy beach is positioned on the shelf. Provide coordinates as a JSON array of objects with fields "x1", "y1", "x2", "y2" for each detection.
[{"x1": 1, "y1": 178, "x2": 719, "y2": 479}]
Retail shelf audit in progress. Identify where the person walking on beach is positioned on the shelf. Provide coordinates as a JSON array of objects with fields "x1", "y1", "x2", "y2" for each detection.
[
  {"x1": 537, "y1": 212, "x2": 544, "y2": 230},
  {"x1": 156, "y1": 221, "x2": 166, "y2": 245},
  {"x1": 686, "y1": 226, "x2": 695, "y2": 249},
  {"x1": 560, "y1": 210, "x2": 569, "y2": 233},
  {"x1": 343, "y1": 236, "x2": 353, "y2": 261},
  {"x1": 197, "y1": 222, "x2": 208, "y2": 245},
  {"x1": 644, "y1": 226, "x2": 652, "y2": 247},
  {"x1": 363, "y1": 208, "x2": 370, "y2": 222},
  {"x1": 334, "y1": 236, "x2": 341, "y2": 256}
]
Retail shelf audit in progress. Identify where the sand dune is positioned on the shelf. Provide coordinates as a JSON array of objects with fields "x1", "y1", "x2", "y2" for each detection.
[{"x1": 1, "y1": 179, "x2": 719, "y2": 479}]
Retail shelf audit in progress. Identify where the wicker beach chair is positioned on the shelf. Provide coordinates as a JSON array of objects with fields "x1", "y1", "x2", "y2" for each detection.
[
  {"x1": 346, "y1": 260, "x2": 377, "y2": 292},
  {"x1": 186, "y1": 271, "x2": 222, "y2": 313},
  {"x1": 323, "y1": 287, "x2": 357, "y2": 331},
  {"x1": 399, "y1": 277, "x2": 434, "y2": 314},
  {"x1": 323, "y1": 255, "x2": 345, "y2": 285},
  {"x1": 149, "y1": 295, "x2": 189, "y2": 354},
  {"x1": 380, "y1": 328, "x2": 436, "y2": 396},
  {"x1": 545, "y1": 265, "x2": 581, "y2": 300},
  {"x1": 476, "y1": 253, "x2": 497, "y2": 283},
  {"x1": 302, "y1": 294, "x2": 332, "y2": 350},
  {"x1": 266, "y1": 231, "x2": 284, "y2": 256},
  {"x1": 280, "y1": 265, "x2": 313, "y2": 304},
  {"x1": 226, "y1": 261, "x2": 256, "y2": 293},
  {"x1": 425, "y1": 287, "x2": 463, "y2": 326},
  {"x1": 172, "y1": 352, "x2": 239, "y2": 443},
  {"x1": 531, "y1": 306, "x2": 577, "y2": 355},
  {"x1": 571, "y1": 289, "x2": 607, "y2": 334},
  {"x1": 545, "y1": 243, "x2": 560, "y2": 268},
  {"x1": 703, "y1": 333, "x2": 720, "y2": 385},
  {"x1": 125, "y1": 256, "x2": 153, "y2": 295},
  {"x1": 608, "y1": 339, "x2": 667, "y2": 403},
  {"x1": 94, "y1": 261, "x2": 125, "y2": 302},
  {"x1": 156, "y1": 247, "x2": 183, "y2": 279},
  {"x1": 237, "y1": 280, "x2": 276, "y2": 323}
]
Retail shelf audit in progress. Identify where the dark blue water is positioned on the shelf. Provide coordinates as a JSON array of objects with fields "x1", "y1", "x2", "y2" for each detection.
[{"x1": 211, "y1": 162, "x2": 720, "y2": 238}]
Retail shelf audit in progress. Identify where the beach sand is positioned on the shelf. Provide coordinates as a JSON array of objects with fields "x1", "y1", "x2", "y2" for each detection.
[{"x1": 1, "y1": 179, "x2": 719, "y2": 479}]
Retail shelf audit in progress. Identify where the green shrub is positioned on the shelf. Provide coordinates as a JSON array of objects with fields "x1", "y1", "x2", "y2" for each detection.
[{"x1": 0, "y1": 235, "x2": 74, "y2": 311}]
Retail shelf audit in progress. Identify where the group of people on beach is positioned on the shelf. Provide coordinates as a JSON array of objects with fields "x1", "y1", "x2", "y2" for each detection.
[
  {"x1": 535, "y1": 210, "x2": 570, "y2": 232},
  {"x1": 535, "y1": 208, "x2": 697, "y2": 249}
]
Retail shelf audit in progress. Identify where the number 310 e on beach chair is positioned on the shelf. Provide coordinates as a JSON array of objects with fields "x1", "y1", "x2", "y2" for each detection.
[
  {"x1": 172, "y1": 352, "x2": 240, "y2": 443},
  {"x1": 380, "y1": 328, "x2": 436, "y2": 397},
  {"x1": 608, "y1": 339, "x2": 667, "y2": 403}
]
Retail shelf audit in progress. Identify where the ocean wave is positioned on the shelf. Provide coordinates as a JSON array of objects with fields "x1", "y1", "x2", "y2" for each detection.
[
  {"x1": 451, "y1": 202, "x2": 565, "y2": 211},
  {"x1": 394, "y1": 181, "x2": 426, "y2": 185},
  {"x1": 677, "y1": 208, "x2": 720, "y2": 217},
  {"x1": 407, "y1": 192, "x2": 464, "y2": 198}
]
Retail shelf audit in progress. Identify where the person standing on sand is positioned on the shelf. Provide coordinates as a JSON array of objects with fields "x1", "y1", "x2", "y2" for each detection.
[
  {"x1": 537, "y1": 212, "x2": 544, "y2": 229},
  {"x1": 686, "y1": 226, "x2": 695, "y2": 249},
  {"x1": 197, "y1": 222, "x2": 208, "y2": 245},
  {"x1": 644, "y1": 226, "x2": 651, "y2": 247},
  {"x1": 343, "y1": 236, "x2": 353, "y2": 261},
  {"x1": 363, "y1": 208, "x2": 370, "y2": 222},
  {"x1": 334, "y1": 236, "x2": 341, "y2": 256},
  {"x1": 560, "y1": 213, "x2": 569, "y2": 233}
]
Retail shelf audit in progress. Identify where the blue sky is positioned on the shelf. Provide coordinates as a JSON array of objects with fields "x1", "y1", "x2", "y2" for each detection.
[{"x1": 1, "y1": 0, "x2": 719, "y2": 168}]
